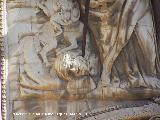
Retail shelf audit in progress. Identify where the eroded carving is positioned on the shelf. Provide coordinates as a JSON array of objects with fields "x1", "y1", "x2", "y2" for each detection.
[{"x1": 6, "y1": 0, "x2": 160, "y2": 119}]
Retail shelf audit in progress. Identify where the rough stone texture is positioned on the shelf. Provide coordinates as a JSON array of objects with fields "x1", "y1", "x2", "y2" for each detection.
[{"x1": 5, "y1": 0, "x2": 160, "y2": 119}]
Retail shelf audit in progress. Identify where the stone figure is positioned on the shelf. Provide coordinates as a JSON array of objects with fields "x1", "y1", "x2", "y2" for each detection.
[
  {"x1": 86, "y1": 0, "x2": 159, "y2": 88},
  {"x1": 6, "y1": 0, "x2": 160, "y2": 120},
  {"x1": 9, "y1": 0, "x2": 99, "y2": 98},
  {"x1": 13, "y1": 0, "x2": 84, "y2": 66}
]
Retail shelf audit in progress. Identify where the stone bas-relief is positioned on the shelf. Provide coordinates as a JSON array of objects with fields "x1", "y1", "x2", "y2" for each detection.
[{"x1": 6, "y1": 0, "x2": 160, "y2": 120}]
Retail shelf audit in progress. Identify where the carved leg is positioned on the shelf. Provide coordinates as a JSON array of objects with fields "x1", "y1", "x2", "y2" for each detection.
[
  {"x1": 100, "y1": 62, "x2": 112, "y2": 87},
  {"x1": 135, "y1": 11, "x2": 156, "y2": 75},
  {"x1": 57, "y1": 35, "x2": 78, "y2": 55},
  {"x1": 56, "y1": 22, "x2": 83, "y2": 55},
  {"x1": 95, "y1": 0, "x2": 152, "y2": 88},
  {"x1": 134, "y1": 10, "x2": 160, "y2": 88}
]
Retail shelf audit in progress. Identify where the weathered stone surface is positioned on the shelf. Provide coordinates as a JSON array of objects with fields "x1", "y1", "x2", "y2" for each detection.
[{"x1": 5, "y1": 0, "x2": 160, "y2": 119}]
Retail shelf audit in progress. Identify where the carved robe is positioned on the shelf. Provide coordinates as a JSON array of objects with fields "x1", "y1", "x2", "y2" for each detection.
[{"x1": 88, "y1": 0, "x2": 159, "y2": 88}]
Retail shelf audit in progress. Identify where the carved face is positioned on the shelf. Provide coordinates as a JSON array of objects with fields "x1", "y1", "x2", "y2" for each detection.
[
  {"x1": 53, "y1": 52, "x2": 96, "y2": 95},
  {"x1": 54, "y1": 52, "x2": 90, "y2": 81},
  {"x1": 62, "y1": 53, "x2": 89, "y2": 75},
  {"x1": 49, "y1": 0, "x2": 80, "y2": 25}
]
